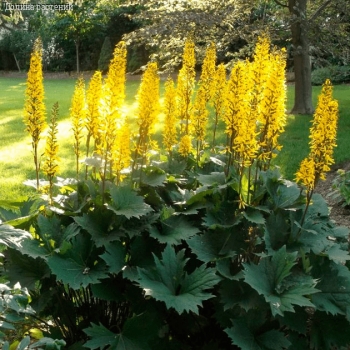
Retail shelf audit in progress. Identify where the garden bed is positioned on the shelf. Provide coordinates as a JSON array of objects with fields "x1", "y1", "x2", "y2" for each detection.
[{"x1": 314, "y1": 159, "x2": 350, "y2": 228}]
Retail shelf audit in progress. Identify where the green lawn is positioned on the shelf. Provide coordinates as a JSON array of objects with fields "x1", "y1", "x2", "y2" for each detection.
[{"x1": 0, "y1": 77, "x2": 349, "y2": 200}]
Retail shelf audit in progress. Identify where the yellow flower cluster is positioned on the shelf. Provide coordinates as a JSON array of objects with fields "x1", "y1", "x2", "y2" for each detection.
[
  {"x1": 295, "y1": 157, "x2": 316, "y2": 193},
  {"x1": 213, "y1": 63, "x2": 227, "y2": 118},
  {"x1": 71, "y1": 78, "x2": 86, "y2": 175},
  {"x1": 257, "y1": 48, "x2": 287, "y2": 163},
  {"x1": 98, "y1": 42, "x2": 127, "y2": 168},
  {"x1": 105, "y1": 41, "x2": 127, "y2": 114},
  {"x1": 224, "y1": 60, "x2": 257, "y2": 165},
  {"x1": 212, "y1": 63, "x2": 227, "y2": 147},
  {"x1": 251, "y1": 36, "x2": 271, "y2": 114},
  {"x1": 24, "y1": 38, "x2": 46, "y2": 140},
  {"x1": 135, "y1": 62, "x2": 160, "y2": 163},
  {"x1": 179, "y1": 135, "x2": 193, "y2": 157},
  {"x1": 43, "y1": 103, "x2": 60, "y2": 178},
  {"x1": 296, "y1": 79, "x2": 338, "y2": 191},
  {"x1": 42, "y1": 103, "x2": 60, "y2": 204},
  {"x1": 191, "y1": 86, "x2": 208, "y2": 147},
  {"x1": 163, "y1": 77, "x2": 178, "y2": 153},
  {"x1": 309, "y1": 79, "x2": 338, "y2": 180},
  {"x1": 199, "y1": 42, "x2": 216, "y2": 103},
  {"x1": 24, "y1": 37, "x2": 46, "y2": 190},
  {"x1": 177, "y1": 39, "x2": 196, "y2": 135},
  {"x1": 86, "y1": 71, "x2": 102, "y2": 147}
]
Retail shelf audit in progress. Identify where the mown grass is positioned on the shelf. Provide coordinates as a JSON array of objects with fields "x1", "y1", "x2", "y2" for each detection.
[{"x1": 0, "y1": 77, "x2": 349, "y2": 200}]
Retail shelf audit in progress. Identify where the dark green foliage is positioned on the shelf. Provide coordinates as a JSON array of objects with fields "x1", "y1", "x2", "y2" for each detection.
[
  {"x1": 311, "y1": 65, "x2": 350, "y2": 85},
  {"x1": 1, "y1": 157, "x2": 350, "y2": 349},
  {"x1": 98, "y1": 37, "x2": 113, "y2": 73},
  {"x1": 329, "y1": 169, "x2": 350, "y2": 207}
]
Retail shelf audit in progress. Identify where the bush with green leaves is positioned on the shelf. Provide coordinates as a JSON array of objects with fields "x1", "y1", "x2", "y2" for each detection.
[
  {"x1": 1, "y1": 153, "x2": 350, "y2": 349},
  {"x1": 98, "y1": 37, "x2": 113, "y2": 73},
  {"x1": 311, "y1": 65, "x2": 350, "y2": 85},
  {"x1": 329, "y1": 169, "x2": 350, "y2": 207}
]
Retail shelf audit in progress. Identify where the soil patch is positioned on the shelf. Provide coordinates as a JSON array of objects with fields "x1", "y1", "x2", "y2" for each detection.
[{"x1": 313, "y1": 160, "x2": 350, "y2": 228}]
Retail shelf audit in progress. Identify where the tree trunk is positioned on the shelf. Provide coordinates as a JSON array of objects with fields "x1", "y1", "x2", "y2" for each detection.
[
  {"x1": 289, "y1": 0, "x2": 314, "y2": 115},
  {"x1": 75, "y1": 40, "x2": 80, "y2": 74},
  {"x1": 13, "y1": 53, "x2": 21, "y2": 72}
]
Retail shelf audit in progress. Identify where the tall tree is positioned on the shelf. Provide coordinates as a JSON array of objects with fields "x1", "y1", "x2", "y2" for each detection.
[
  {"x1": 271, "y1": 0, "x2": 333, "y2": 114},
  {"x1": 124, "y1": 0, "x2": 349, "y2": 114},
  {"x1": 50, "y1": 0, "x2": 104, "y2": 73}
]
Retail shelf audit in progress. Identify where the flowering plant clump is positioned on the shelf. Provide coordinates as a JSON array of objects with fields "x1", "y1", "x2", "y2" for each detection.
[
  {"x1": 8, "y1": 37, "x2": 348, "y2": 350},
  {"x1": 296, "y1": 79, "x2": 338, "y2": 229}
]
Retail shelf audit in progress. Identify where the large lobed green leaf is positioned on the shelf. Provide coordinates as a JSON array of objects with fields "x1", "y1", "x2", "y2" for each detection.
[
  {"x1": 137, "y1": 245, "x2": 221, "y2": 314},
  {"x1": 107, "y1": 185, "x2": 153, "y2": 219},
  {"x1": 225, "y1": 310, "x2": 291, "y2": 350},
  {"x1": 243, "y1": 246, "x2": 319, "y2": 316},
  {"x1": 84, "y1": 313, "x2": 159, "y2": 350},
  {"x1": 311, "y1": 258, "x2": 350, "y2": 318},
  {"x1": 47, "y1": 234, "x2": 108, "y2": 290},
  {"x1": 74, "y1": 212, "x2": 123, "y2": 247},
  {"x1": 149, "y1": 215, "x2": 200, "y2": 245},
  {"x1": 0, "y1": 224, "x2": 31, "y2": 248}
]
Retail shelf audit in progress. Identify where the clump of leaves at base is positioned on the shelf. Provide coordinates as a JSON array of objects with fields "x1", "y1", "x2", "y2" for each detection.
[{"x1": 1, "y1": 161, "x2": 350, "y2": 349}]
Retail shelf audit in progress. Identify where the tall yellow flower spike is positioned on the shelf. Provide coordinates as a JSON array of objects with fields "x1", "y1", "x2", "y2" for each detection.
[
  {"x1": 191, "y1": 85, "x2": 208, "y2": 159},
  {"x1": 257, "y1": 48, "x2": 287, "y2": 165},
  {"x1": 163, "y1": 77, "x2": 178, "y2": 153},
  {"x1": 71, "y1": 78, "x2": 86, "y2": 178},
  {"x1": 24, "y1": 37, "x2": 46, "y2": 190},
  {"x1": 199, "y1": 42, "x2": 216, "y2": 103},
  {"x1": 179, "y1": 135, "x2": 193, "y2": 157},
  {"x1": 295, "y1": 157, "x2": 316, "y2": 194},
  {"x1": 177, "y1": 39, "x2": 196, "y2": 135},
  {"x1": 252, "y1": 36, "x2": 271, "y2": 115},
  {"x1": 85, "y1": 71, "x2": 102, "y2": 179},
  {"x1": 104, "y1": 41, "x2": 127, "y2": 117},
  {"x1": 224, "y1": 60, "x2": 253, "y2": 166},
  {"x1": 86, "y1": 71, "x2": 102, "y2": 147},
  {"x1": 309, "y1": 79, "x2": 338, "y2": 182},
  {"x1": 134, "y1": 62, "x2": 160, "y2": 167},
  {"x1": 98, "y1": 41, "x2": 127, "y2": 187},
  {"x1": 212, "y1": 63, "x2": 227, "y2": 148},
  {"x1": 295, "y1": 80, "x2": 338, "y2": 230},
  {"x1": 232, "y1": 61, "x2": 257, "y2": 166},
  {"x1": 42, "y1": 102, "x2": 60, "y2": 204}
]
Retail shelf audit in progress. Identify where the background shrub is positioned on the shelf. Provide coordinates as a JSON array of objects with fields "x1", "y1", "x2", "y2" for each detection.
[{"x1": 312, "y1": 65, "x2": 350, "y2": 85}]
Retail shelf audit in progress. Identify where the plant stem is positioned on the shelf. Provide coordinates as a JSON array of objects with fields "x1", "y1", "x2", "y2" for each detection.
[
  {"x1": 212, "y1": 110, "x2": 219, "y2": 150},
  {"x1": 85, "y1": 133, "x2": 91, "y2": 180},
  {"x1": 297, "y1": 189, "x2": 314, "y2": 239},
  {"x1": 34, "y1": 142, "x2": 39, "y2": 191}
]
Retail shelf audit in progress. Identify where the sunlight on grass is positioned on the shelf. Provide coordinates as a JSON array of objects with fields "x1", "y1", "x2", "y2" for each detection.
[{"x1": 0, "y1": 77, "x2": 349, "y2": 200}]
